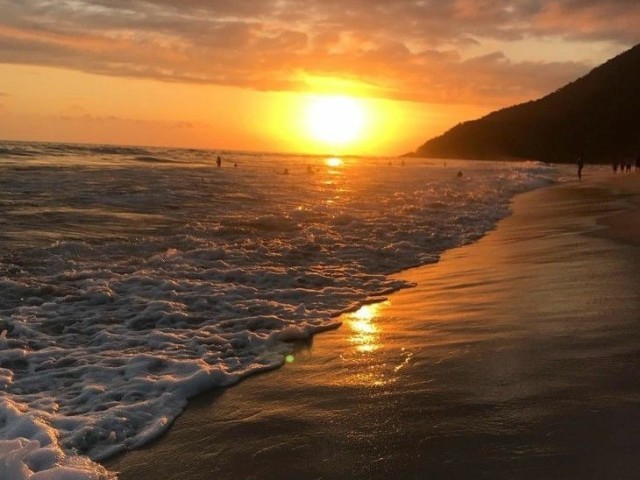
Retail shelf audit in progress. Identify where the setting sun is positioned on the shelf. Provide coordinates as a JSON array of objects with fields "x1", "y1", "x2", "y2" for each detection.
[{"x1": 304, "y1": 95, "x2": 367, "y2": 147}]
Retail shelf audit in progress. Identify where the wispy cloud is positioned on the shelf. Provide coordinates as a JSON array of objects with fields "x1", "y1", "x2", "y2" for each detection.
[
  {"x1": 0, "y1": 0, "x2": 637, "y2": 104},
  {"x1": 57, "y1": 112, "x2": 205, "y2": 130}
]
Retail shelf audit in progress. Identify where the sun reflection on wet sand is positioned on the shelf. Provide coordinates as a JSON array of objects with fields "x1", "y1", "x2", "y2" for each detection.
[
  {"x1": 339, "y1": 300, "x2": 417, "y2": 387},
  {"x1": 335, "y1": 303, "x2": 391, "y2": 386},
  {"x1": 347, "y1": 303, "x2": 387, "y2": 354}
]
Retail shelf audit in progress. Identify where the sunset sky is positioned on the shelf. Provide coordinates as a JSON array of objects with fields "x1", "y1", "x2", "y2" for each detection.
[{"x1": 0, "y1": 0, "x2": 637, "y2": 155}]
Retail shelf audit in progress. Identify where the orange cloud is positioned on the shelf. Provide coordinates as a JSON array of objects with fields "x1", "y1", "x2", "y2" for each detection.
[
  {"x1": 535, "y1": 1, "x2": 640, "y2": 40},
  {"x1": 0, "y1": 0, "x2": 636, "y2": 106}
]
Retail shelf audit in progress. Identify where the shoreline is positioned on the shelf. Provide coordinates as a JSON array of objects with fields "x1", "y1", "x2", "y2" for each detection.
[
  {"x1": 593, "y1": 174, "x2": 640, "y2": 246},
  {"x1": 106, "y1": 172, "x2": 640, "y2": 479}
]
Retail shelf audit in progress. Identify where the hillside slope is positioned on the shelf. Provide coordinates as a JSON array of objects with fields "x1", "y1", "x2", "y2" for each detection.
[{"x1": 412, "y1": 44, "x2": 640, "y2": 163}]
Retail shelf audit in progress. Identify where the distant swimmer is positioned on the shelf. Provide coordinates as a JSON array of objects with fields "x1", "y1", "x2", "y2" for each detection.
[
  {"x1": 216, "y1": 156, "x2": 222, "y2": 168},
  {"x1": 457, "y1": 171, "x2": 463, "y2": 177},
  {"x1": 234, "y1": 163, "x2": 238, "y2": 168},
  {"x1": 284, "y1": 168, "x2": 289, "y2": 175},
  {"x1": 577, "y1": 154, "x2": 584, "y2": 180}
]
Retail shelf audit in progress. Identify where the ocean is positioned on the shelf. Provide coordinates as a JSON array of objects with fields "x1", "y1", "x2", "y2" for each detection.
[{"x1": 0, "y1": 141, "x2": 554, "y2": 478}]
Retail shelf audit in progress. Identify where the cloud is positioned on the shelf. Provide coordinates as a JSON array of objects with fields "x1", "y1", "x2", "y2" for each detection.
[
  {"x1": 0, "y1": 0, "x2": 637, "y2": 104},
  {"x1": 532, "y1": 2, "x2": 640, "y2": 47},
  {"x1": 57, "y1": 112, "x2": 204, "y2": 130}
]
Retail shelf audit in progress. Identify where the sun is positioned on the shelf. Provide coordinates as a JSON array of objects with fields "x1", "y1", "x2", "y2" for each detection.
[{"x1": 304, "y1": 95, "x2": 366, "y2": 147}]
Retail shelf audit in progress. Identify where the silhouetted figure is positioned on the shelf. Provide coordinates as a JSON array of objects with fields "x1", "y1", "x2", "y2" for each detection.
[
  {"x1": 577, "y1": 155, "x2": 584, "y2": 180},
  {"x1": 626, "y1": 161, "x2": 632, "y2": 173},
  {"x1": 457, "y1": 171, "x2": 463, "y2": 178},
  {"x1": 284, "y1": 168, "x2": 289, "y2": 175},
  {"x1": 613, "y1": 161, "x2": 618, "y2": 173},
  {"x1": 216, "y1": 156, "x2": 222, "y2": 168},
  {"x1": 636, "y1": 155, "x2": 640, "y2": 173}
]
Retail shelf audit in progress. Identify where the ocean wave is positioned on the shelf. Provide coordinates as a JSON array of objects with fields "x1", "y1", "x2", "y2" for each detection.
[
  {"x1": 0, "y1": 146, "x2": 36, "y2": 158},
  {"x1": 0, "y1": 147, "x2": 555, "y2": 478},
  {"x1": 133, "y1": 155, "x2": 178, "y2": 164}
]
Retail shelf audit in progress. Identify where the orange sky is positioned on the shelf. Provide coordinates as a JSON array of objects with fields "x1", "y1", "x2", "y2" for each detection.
[{"x1": 0, "y1": 1, "x2": 637, "y2": 155}]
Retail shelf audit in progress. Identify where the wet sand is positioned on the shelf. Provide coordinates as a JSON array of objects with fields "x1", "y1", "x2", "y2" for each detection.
[
  {"x1": 594, "y1": 174, "x2": 640, "y2": 246},
  {"x1": 106, "y1": 173, "x2": 640, "y2": 480}
]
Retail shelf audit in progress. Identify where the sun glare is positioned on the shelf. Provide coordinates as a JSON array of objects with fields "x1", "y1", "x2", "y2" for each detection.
[
  {"x1": 272, "y1": 90, "x2": 406, "y2": 155},
  {"x1": 325, "y1": 157, "x2": 343, "y2": 167},
  {"x1": 305, "y1": 95, "x2": 366, "y2": 147}
]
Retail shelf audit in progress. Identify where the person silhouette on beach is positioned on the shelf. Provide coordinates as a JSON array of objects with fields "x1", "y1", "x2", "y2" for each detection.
[
  {"x1": 216, "y1": 156, "x2": 222, "y2": 168},
  {"x1": 636, "y1": 155, "x2": 640, "y2": 173},
  {"x1": 613, "y1": 161, "x2": 618, "y2": 174},
  {"x1": 577, "y1": 154, "x2": 584, "y2": 180}
]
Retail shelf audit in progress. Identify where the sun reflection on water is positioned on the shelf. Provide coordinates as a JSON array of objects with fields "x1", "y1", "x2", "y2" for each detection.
[{"x1": 325, "y1": 157, "x2": 343, "y2": 168}]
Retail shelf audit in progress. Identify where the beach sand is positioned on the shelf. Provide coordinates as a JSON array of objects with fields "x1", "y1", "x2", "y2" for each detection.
[{"x1": 106, "y1": 172, "x2": 640, "y2": 480}]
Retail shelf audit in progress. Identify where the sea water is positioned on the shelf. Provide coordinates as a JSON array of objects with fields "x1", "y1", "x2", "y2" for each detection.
[{"x1": 0, "y1": 141, "x2": 554, "y2": 478}]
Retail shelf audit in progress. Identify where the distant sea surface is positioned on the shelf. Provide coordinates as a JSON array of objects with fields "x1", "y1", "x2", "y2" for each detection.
[{"x1": 0, "y1": 141, "x2": 554, "y2": 478}]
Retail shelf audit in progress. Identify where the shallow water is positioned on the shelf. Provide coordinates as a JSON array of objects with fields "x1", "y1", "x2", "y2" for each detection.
[
  {"x1": 0, "y1": 141, "x2": 553, "y2": 478},
  {"x1": 109, "y1": 179, "x2": 640, "y2": 480}
]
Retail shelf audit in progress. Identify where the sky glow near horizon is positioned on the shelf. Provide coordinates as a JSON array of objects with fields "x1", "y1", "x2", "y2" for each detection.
[{"x1": 0, "y1": 0, "x2": 637, "y2": 155}]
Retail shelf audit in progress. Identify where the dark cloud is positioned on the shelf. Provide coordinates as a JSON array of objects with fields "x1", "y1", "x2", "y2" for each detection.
[{"x1": 0, "y1": 0, "x2": 637, "y2": 104}]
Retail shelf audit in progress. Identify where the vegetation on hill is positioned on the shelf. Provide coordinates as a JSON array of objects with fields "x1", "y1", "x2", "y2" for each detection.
[{"x1": 411, "y1": 43, "x2": 640, "y2": 163}]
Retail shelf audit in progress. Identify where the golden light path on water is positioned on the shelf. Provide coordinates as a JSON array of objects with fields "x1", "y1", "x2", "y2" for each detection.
[{"x1": 325, "y1": 157, "x2": 344, "y2": 168}]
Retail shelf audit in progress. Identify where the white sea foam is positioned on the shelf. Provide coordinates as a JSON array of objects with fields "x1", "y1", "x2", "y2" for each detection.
[{"x1": 0, "y1": 142, "x2": 555, "y2": 478}]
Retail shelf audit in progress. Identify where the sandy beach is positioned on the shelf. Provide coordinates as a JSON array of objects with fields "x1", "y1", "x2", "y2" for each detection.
[{"x1": 106, "y1": 171, "x2": 640, "y2": 480}]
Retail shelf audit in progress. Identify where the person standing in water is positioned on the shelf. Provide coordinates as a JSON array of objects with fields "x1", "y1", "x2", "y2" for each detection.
[
  {"x1": 216, "y1": 156, "x2": 222, "y2": 168},
  {"x1": 577, "y1": 154, "x2": 584, "y2": 180}
]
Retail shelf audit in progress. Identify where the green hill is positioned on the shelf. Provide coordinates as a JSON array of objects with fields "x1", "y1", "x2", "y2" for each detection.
[{"x1": 411, "y1": 43, "x2": 640, "y2": 163}]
